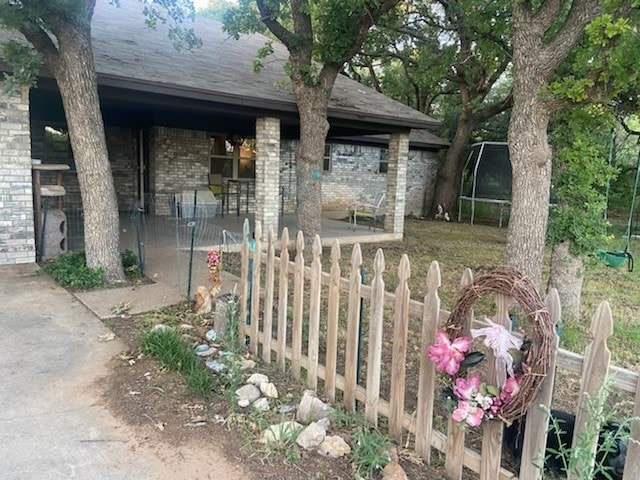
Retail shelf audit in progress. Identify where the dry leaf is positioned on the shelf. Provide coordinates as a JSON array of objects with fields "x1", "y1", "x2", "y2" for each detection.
[{"x1": 98, "y1": 332, "x2": 116, "y2": 342}]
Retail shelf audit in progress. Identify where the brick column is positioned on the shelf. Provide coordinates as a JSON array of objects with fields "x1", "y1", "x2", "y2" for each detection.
[
  {"x1": 255, "y1": 117, "x2": 281, "y2": 239},
  {"x1": 384, "y1": 132, "x2": 410, "y2": 235},
  {"x1": 0, "y1": 85, "x2": 35, "y2": 265}
]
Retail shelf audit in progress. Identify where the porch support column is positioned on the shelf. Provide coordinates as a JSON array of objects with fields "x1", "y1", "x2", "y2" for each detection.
[
  {"x1": 0, "y1": 85, "x2": 35, "y2": 265},
  {"x1": 384, "y1": 131, "x2": 410, "y2": 235},
  {"x1": 255, "y1": 117, "x2": 281, "y2": 239}
]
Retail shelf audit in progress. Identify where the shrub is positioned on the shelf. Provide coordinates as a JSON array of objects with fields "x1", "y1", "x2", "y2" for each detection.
[
  {"x1": 121, "y1": 249, "x2": 142, "y2": 278},
  {"x1": 40, "y1": 252, "x2": 105, "y2": 289}
]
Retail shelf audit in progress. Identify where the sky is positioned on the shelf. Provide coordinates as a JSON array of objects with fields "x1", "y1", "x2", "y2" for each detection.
[{"x1": 192, "y1": 0, "x2": 208, "y2": 10}]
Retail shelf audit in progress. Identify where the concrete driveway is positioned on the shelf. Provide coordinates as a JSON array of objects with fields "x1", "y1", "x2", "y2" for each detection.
[{"x1": 0, "y1": 264, "x2": 246, "y2": 480}]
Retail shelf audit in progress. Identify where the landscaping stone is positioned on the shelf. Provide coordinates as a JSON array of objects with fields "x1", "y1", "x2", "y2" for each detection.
[
  {"x1": 260, "y1": 421, "x2": 303, "y2": 444},
  {"x1": 246, "y1": 373, "x2": 269, "y2": 386},
  {"x1": 239, "y1": 359, "x2": 256, "y2": 370},
  {"x1": 252, "y1": 397, "x2": 270, "y2": 412},
  {"x1": 238, "y1": 399, "x2": 250, "y2": 408},
  {"x1": 260, "y1": 382, "x2": 278, "y2": 399},
  {"x1": 296, "y1": 422, "x2": 326, "y2": 450},
  {"x1": 195, "y1": 345, "x2": 216, "y2": 357},
  {"x1": 205, "y1": 329, "x2": 217, "y2": 342},
  {"x1": 296, "y1": 390, "x2": 330, "y2": 424},
  {"x1": 235, "y1": 384, "x2": 261, "y2": 405},
  {"x1": 151, "y1": 323, "x2": 170, "y2": 333},
  {"x1": 316, "y1": 417, "x2": 330, "y2": 431},
  {"x1": 205, "y1": 359, "x2": 226, "y2": 373},
  {"x1": 382, "y1": 447, "x2": 407, "y2": 480},
  {"x1": 317, "y1": 435, "x2": 351, "y2": 458},
  {"x1": 277, "y1": 404, "x2": 296, "y2": 414}
]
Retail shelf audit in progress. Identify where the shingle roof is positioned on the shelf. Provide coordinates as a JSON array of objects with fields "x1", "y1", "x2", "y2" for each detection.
[
  {"x1": 330, "y1": 129, "x2": 449, "y2": 150},
  {"x1": 90, "y1": 0, "x2": 440, "y2": 130}
]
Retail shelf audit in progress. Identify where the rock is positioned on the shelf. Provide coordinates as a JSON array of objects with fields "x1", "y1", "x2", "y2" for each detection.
[
  {"x1": 195, "y1": 344, "x2": 216, "y2": 357},
  {"x1": 239, "y1": 359, "x2": 256, "y2": 370},
  {"x1": 277, "y1": 404, "x2": 297, "y2": 414},
  {"x1": 192, "y1": 286, "x2": 212, "y2": 314},
  {"x1": 205, "y1": 359, "x2": 226, "y2": 373},
  {"x1": 151, "y1": 323, "x2": 170, "y2": 333},
  {"x1": 246, "y1": 373, "x2": 269, "y2": 386},
  {"x1": 296, "y1": 390, "x2": 330, "y2": 424},
  {"x1": 260, "y1": 421, "x2": 303, "y2": 444},
  {"x1": 235, "y1": 384, "x2": 261, "y2": 405},
  {"x1": 317, "y1": 435, "x2": 351, "y2": 458},
  {"x1": 382, "y1": 447, "x2": 407, "y2": 480},
  {"x1": 260, "y1": 382, "x2": 278, "y2": 399},
  {"x1": 205, "y1": 329, "x2": 217, "y2": 342},
  {"x1": 296, "y1": 422, "x2": 326, "y2": 450},
  {"x1": 316, "y1": 417, "x2": 330, "y2": 431},
  {"x1": 238, "y1": 399, "x2": 250, "y2": 408},
  {"x1": 252, "y1": 397, "x2": 270, "y2": 412}
]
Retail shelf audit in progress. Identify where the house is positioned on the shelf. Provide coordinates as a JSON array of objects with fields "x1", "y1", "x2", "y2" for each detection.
[{"x1": 0, "y1": 0, "x2": 446, "y2": 265}]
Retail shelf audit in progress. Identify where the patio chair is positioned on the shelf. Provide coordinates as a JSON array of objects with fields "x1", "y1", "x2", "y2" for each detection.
[{"x1": 349, "y1": 192, "x2": 386, "y2": 232}]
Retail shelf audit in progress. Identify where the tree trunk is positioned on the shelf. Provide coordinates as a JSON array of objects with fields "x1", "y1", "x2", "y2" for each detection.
[
  {"x1": 53, "y1": 21, "x2": 125, "y2": 282},
  {"x1": 428, "y1": 109, "x2": 475, "y2": 216},
  {"x1": 548, "y1": 241, "x2": 584, "y2": 320},
  {"x1": 294, "y1": 85, "x2": 331, "y2": 257}
]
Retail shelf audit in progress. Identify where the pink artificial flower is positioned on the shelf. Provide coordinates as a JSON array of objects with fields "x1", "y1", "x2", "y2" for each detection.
[
  {"x1": 452, "y1": 401, "x2": 485, "y2": 427},
  {"x1": 207, "y1": 250, "x2": 221, "y2": 268},
  {"x1": 453, "y1": 372, "x2": 481, "y2": 400},
  {"x1": 491, "y1": 396, "x2": 502, "y2": 414},
  {"x1": 428, "y1": 331, "x2": 472, "y2": 376},
  {"x1": 500, "y1": 375, "x2": 521, "y2": 404}
]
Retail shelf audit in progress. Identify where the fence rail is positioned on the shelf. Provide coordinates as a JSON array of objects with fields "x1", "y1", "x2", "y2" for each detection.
[{"x1": 237, "y1": 219, "x2": 640, "y2": 480}]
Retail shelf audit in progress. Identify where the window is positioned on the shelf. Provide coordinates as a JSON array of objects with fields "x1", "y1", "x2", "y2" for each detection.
[
  {"x1": 323, "y1": 144, "x2": 332, "y2": 172},
  {"x1": 379, "y1": 149, "x2": 389, "y2": 174}
]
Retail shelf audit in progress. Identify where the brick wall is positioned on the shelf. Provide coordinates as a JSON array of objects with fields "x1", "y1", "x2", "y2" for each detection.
[
  {"x1": 107, "y1": 127, "x2": 137, "y2": 210},
  {"x1": 149, "y1": 126, "x2": 210, "y2": 215},
  {"x1": 280, "y1": 140, "x2": 438, "y2": 218},
  {"x1": 255, "y1": 117, "x2": 280, "y2": 238},
  {"x1": 0, "y1": 85, "x2": 35, "y2": 264}
]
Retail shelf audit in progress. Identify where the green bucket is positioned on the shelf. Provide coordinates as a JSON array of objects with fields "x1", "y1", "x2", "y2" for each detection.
[{"x1": 597, "y1": 249, "x2": 627, "y2": 268}]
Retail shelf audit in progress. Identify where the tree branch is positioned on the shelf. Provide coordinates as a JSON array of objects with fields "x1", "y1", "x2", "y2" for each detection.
[
  {"x1": 21, "y1": 28, "x2": 59, "y2": 70},
  {"x1": 476, "y1": 91, "x2": 513, "y2": 122},
  {"x1": 533, "y1": 0, "x2": 565, "y2": 33},
  {"x1": 256, "y1": 0, "x2": 294, "y2": 48}
]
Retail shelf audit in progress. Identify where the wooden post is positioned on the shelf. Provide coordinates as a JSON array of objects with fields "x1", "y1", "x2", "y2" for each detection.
[
  {"x1": 416, "y1": 261, "x2": 441, "y2": 462},
  {"x1": 262, "y1": 228, "x2": 276, "y2": 363},
  {"x1": 307, "y1": 235, "x2": 322, "y2": 390},
  {"x1": 569, "y1": 301, "x2": 613, "y2": 480},
  {"x1": 276, "y1": 228, "x2": 290, "y2": 371},
  {"x1": 519, "y1": 288, "x2": 561, "y2": 480},
  {"x1": 291, "y1": 231, "x2": 305, "y2": 379},
  {"x1": 445, "y1": 268, "x2": 474, "y2": 480},
  {"x1": 389, "y1": 254, "x2": 411, "y2": 443},
  {"x1": 365, "y1": 249, "x2": 385, "y2": 426},
  {"x1": 325, "y1": 239, "x2": 341, "y2": 402},
  {"x1": 343, "y1": 243, "x2": 362, "y2": 412},
  {"x1": 624, "y1": 375, "x2": 640, "y2": 480},
  {"x1": 480, "y1": 290, "x2": 512, "y2": 480},
  {"x1": 239, "y1": 218, "x2": 250, "y2": 338},
  {"x1": 249, "y1": 221, "x2": 262, "y2": 355}
]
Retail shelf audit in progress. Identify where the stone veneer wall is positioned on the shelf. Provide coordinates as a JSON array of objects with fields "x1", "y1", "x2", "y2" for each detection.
[
  {"x1": 149, "y1": 126, "x2": 210, "y2": 215},
  {"x1": 280, "y1": 140, "x2": 438, "y2": 218},
  {"x1": 0, "y1": 85, "x2": 35, "y2": 264}
]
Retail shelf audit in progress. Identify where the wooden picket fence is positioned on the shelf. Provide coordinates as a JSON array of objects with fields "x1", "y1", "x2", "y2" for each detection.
[{"x1": 236, "y1": 220, "x2": 640, "y2": 480}]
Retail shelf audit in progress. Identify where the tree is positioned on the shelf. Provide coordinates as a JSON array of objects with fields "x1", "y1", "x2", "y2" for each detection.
[
  {"x1": 0, "y1": 0, "x2": 198, "y2": 283},
  {"x1": 348, "y1": 0, "x2": 513, "y2": 216},
  {"x1": 199, "y1": 0, "x2": 235, "y2": 21},
  {"x1": 506, "y1": 0, "x2": 637, "y2": 285},
  {"x1": 224, "y1": 0, "x2": 402, "y2": 248},
  {"x1": 0, "y1": 0, "x2": 125, "y2": 282}
]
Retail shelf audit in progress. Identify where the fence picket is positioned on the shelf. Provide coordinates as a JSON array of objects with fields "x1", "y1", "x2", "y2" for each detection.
[
  {"x1": 307, "y1": 235, "x2": 322, "y2": 390},
  {"x1": 365, "y1": 249, "x2": 385, "y2": 425},
  {"x1": 445, "y1": 268, "x2": 474, "y2": 480},
  {"x1": 325, "y1": 240, "x2": 341, "y2": 402},
  {"x1": 519, "y1": 288, "x2": 561, "y2": 480},
  {"x1": 416, "y1": 261, "x2": 441, "y2": 462},
  {"x1": 262, "y1": 228, "x2": 276, "y2": 363},
  {"x1": 569, "y1": 301, "x2": 613, "y2": 480},
  {"x1": 343, "y1": 243, "x2": 363, "y2": 412},
  {"x1": 276, "y1": 228, "x2": 290, "y2": 371},
  {"x1": 291, "y1": 231, "x2": 305, "y2": 379},
  {"x1": 239, "y1": 218, "x2": 250, "y2": 337},
  {"x1": 624, "y1": 375, "x2": 640, "y2": 480},
  {"x1": 389, "y1": 254, "x2": 411, "y2": 443},
  {"x1": 249, "y1": 221, "x2": 262, "y2": 355}
]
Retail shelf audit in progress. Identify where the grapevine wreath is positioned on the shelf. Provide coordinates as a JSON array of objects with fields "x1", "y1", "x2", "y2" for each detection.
[{"x1": 428, "y1": 267, "x2": 555, "y2": 426}]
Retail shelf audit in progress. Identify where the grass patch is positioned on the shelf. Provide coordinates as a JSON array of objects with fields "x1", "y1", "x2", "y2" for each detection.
[
  {"x1": 141, "y1": 327, "x2": 214, "y2": 399},
  {"x1": 41, "y1": 250, "x2": 143, "y2": 289},
  {"x1": 351, "y1": 426, "x2": 391, "y2": 478}
]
